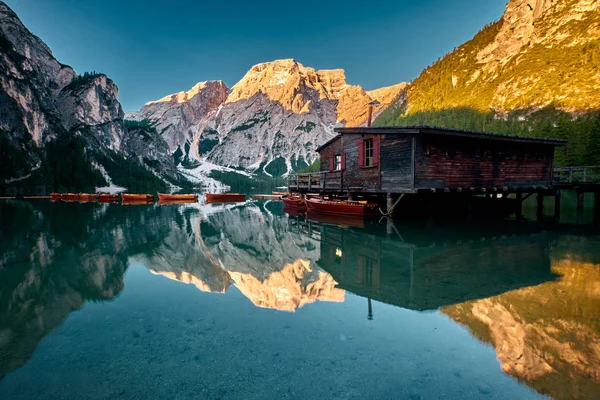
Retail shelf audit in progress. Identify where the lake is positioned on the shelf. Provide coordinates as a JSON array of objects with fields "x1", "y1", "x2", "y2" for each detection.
[{"x1": 0, "y1": 199, "x2": 598, "y2": 399}]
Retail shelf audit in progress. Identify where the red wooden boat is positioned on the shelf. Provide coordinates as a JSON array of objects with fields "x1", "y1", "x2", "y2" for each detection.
[
  {"x1": 158, "y1": 193, "x2": 198, "y2": 202},
  {"x1": 205, "y1": 193, "x2": 246, "y2": 203},
  {"x1": 305, "y1": 197, "x2": 378, "y2": 216},
  {"x1": 122, "y1": 193, "x2": 154, "y2": 202},
  {"x1": 50, "y1": 193, "x2": 64, "y2": 201},
  {"x1": 65, "y1": 193, "x2": 80, "y2": 202},
  {"x1": 98, "y1": 193, "x2": 119, "y2": 202},
  {"x1": 281, "y1": 195, "x2": 307, "y2": 211},
  {"x1": 79, "y1": 193, "x2": 98, "y2": 202}
]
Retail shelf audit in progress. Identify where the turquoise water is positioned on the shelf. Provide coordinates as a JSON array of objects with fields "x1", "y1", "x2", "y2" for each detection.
[{"x1": 0, "y1": 200, "x2": 598, "y2": 399}]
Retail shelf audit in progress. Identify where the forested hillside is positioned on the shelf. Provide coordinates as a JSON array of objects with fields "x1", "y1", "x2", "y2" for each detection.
[{"x1": 376, "y1": 0, "x2": 600, "y2": 166}]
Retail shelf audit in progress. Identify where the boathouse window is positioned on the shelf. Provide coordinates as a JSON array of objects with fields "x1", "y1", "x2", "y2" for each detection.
[
  {"x1": 334, "y1": 154, "x2": 342, "y2": 171},
  {"x1": 364, "y1": 139, "x2": 374, "y2": 167},
  {"x1": 358, "y1": 138, "x2": 378, "y2": 168},
  {"x1": 421, "y1": 138, "x2": 430, "y2": 155}
]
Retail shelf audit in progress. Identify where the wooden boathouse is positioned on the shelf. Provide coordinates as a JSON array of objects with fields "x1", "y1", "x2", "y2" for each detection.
[{"x1": 288, "y1": 126, "x2": 600, "y2": 221}]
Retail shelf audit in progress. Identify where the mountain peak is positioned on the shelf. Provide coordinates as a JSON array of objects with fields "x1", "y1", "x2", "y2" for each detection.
[
  {"x1": 226, "y1": 59, "x2": 350, "y2": 112},
  {"x1": 146, "y1": 80, "x2": 228, "y2": 105}
]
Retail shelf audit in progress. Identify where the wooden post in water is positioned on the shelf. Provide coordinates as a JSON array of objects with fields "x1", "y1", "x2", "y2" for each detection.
[
  {"x1": 594, "y1": 191, "x2": 600, "y2": 225},
  {"x1": 386, "y1": 193, "x2": 393, "y2": 214},
  {"x1": 577, "y1": 190, "x2": 585, "y2": 225},
  {"x1": 554, "y1": 190, "x2": 561, "y2": 223},
  {"x1": 516, "y1": 192, "x2": 523, "y2": 222},
  {"x1": 537, "y1": 192, "x2": 544, "y2": 221}
]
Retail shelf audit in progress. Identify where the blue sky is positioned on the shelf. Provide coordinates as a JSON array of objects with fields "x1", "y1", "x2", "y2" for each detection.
[{"x1": 7, "y1": 0, "x2": 507, "y2": 111}]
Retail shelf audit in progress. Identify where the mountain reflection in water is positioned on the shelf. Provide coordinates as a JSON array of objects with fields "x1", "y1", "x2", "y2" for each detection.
[{"x1": 0, "y1": 200, "x2": 598, "y2": 399}]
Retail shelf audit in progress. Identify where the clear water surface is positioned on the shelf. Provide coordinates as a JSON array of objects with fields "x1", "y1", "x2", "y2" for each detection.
[{"x1": 0, "y1": 199, "x2": 598, "y2": 399}]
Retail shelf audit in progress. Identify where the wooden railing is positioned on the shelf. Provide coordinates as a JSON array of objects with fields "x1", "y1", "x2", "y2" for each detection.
[
  {"x1": 553, "y1": 166, "x2": 600, "y2": 185},
  {"x1": 288, "y1": 171, "x2": 343, "y2": 191}
]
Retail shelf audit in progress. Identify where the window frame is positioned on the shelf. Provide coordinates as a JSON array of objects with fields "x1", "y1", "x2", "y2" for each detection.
[
  {"x1": 334, "y1": 154, "x2": 342, "y2": 171},
  {"x1": 364, "y1": 138, "x2": 374, "y2": 168}
]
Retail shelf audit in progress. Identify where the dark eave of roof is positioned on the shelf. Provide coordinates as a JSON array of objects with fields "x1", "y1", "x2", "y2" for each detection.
[
  {"x1": 316, "y1": 134, "x2": 342, "y2": 152},
  {"x1": 333, "y1": 126, "x2": 568, "y2": 147}
]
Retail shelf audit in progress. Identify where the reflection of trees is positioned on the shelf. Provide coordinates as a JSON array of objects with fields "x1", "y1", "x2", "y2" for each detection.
[
  {"x1": 313, "y1": 219, "x2": 599, "y2": 400},
  {"x1": 0, "y1": 201, "x2": 133, "y2": 381}
]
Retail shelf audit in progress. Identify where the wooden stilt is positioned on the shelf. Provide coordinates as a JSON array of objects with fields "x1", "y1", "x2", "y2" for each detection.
[
  {"x1": 594, "y1": 191, "x2": 600, "y2": 225},
  {"x1": 554, "y1": 190, "x2": 561, "y2": 223},
  {"x1": 577, "y1": 191, "x2": 585, "y2": 225},
  {"x1": 537, "y1": 193, "x2": 544, "y2": 221},
  {"x1": 516, "y1": 192, "x2": 523, "y2": 222}
]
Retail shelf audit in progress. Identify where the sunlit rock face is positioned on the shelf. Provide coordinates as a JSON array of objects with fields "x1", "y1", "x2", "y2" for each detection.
[
  {"x1": 477, "y1": 0, "x2": 556, "y2": 64},
  {"x1": 443, "y1": 248, "x2": 600, "y2": 400},
  {"x1": 397, "y1": 0, "x2": 600, "y2": 119},
  {"x1": 203, "y1": 59, "x2": 405, "y2": 173}
]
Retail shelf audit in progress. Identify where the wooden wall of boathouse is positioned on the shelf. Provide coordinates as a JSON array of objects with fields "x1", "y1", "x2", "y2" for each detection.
[
  {"x1": 312, "y1": 127, "x2": 565, "y2": 194},
  {"x1": 414, "y1": 135, "x2": 555, "y2": 190}
]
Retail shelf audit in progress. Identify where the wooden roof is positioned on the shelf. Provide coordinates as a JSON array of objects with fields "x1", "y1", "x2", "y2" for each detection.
[{"x1": 332, "y1": 126, "x2": 568, "y2": 147}]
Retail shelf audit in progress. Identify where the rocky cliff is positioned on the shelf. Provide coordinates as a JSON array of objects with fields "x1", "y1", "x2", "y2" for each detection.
[
  {"x1": 125, "y1": 80, "x2": 229, "y2": 154},
  {"x1": 128, "y1": 59, "x2": 405, "y2": 176},
  {"x1": 0, "y1": 2, "x2": 173, "y2": 193},
  {"x1": 0, "y1": 2, "x2": 74, "y2": 182},
  {"x1": 55, "y1": 74, "x2": 125, "y2": 151}
]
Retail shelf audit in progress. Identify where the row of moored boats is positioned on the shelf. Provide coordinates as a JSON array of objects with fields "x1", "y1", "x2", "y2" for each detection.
[
  {"x1": 50, "y1": 191, "x2": 377, "y2": 216},
  {"x1": 51, "y1": 192, "x2": 249, "y2": 204}
]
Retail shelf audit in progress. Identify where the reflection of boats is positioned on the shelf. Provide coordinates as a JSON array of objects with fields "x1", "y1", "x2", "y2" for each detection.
[
  {"x1": 281, "y1": 195, "x2": 306, "y2": 211},
  {"x1": 64, "y1": 193, "x2": 80, "y2": 202},
  {"x1": 305, "y1": 198, "x2": 377, "y2": 216},
  {"x1": 121, "y1": 200, "x2": 154, "y2": 206},
  {"x1": 158, "y1": 199, "x2": 198, "y2": 205},
  {"x1": 122, "y1": 193, "x2": 154, "y2": 202},
  {"x1": 79, "y1": 193, "x2": 98, "y2": 202},
  {"x1": 251, "y1": 194, "x2": 282, "y2": 200},
  {"x1": 205, "y1": 193, "x2": 246, "y2": 203},
  {"x1": 282, "y1": 206, "x2": 305, "y2": 217},
  {"x1": 50, "y1": 193, "x2": 64, "y2": 201},
  {"x1": 157, "y1": 193, "x2": 198, "y2": 202},
  {"x1": 98, "y1": 193, "x2": 119, "y2": 203},
  {"x1": 306, "y1": 211, "x2": 365, "y2": 228}
]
